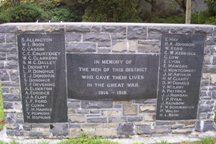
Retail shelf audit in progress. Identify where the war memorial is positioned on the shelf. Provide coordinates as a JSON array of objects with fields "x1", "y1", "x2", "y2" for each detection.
[{"x1": 0, "y1": 23, "x2": 215, "y2": 138}]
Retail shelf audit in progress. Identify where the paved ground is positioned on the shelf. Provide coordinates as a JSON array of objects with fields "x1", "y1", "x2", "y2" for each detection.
[{"x1": 0, "y1": 127, "x2": 216, "y2": 144}]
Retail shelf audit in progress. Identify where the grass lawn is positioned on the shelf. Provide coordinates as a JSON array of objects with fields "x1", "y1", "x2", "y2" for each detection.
[
  {"x1": 0, "y1": 83, "x2": 4, "y2": 130},
  {"x1": 0, "y1": 137, "x2": 216, "y2": 144}
]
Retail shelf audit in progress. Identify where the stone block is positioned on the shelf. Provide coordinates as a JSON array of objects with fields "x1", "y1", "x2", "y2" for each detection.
[
  {"x1": 172, "y1": 128, "x2": 193, "y2": 134},
  {"x1": 4, "y1": 112, "x2": 16, "y2": 124},
  {"x1": 91, "y1": 26, "x2": 101, "y2": 32},
  {"x1": 202, "y1": 73, "x2": 210, "y2": 80},
  {"x1": 69, "y1": 124, "x2": 81, "y2": 128},
  {"x1": 133, "y1": 98, "x2": 157, "y2": 104},
  {"x1": 10, "y1": 87, "x2": 20, "y2": 94},
  {"x1": 0, "y1": 70, "x2": 9, "y2": 81},
  {"x1": 127, "y1": 116, "x2": 143, "y2": 122},
  {"x1": 140, "y1": 105, "x2": 156, "y2": 113},
  {"x1": 6, "y1": 33, "x2": 16, "y2": 43},
  {"x1": 112, "y1": 40, "x2": 127, "y2": 52},
  {"x1": 102, "y1": 26, "x2": 126, "y2": 33},
  {"x1": 86, "y1": 115, "x2": 101, "y2": 117},
  {"x1": 117, "y1": 123, "x2": 134, "y2": 135},
  {"x1": 136, "y1": 124, "x2": 153, "y2": 135},
  {"x1": 171, "y1": 124, "x2": 184, "y2": 129},
  {"x1": 111, "y1": 33, "x2": 126, "y2": 40},
  {"x1": 66, "y1": 25, "x2": 91, "y2": 33},
  {"x1": 6, "y1": 130, "x2": 24, "y2": 136},
  {"x1": 81, "y1": 100, "x2": 113, "y2": 109},
  {"x1": 87, "y1": 117, "x2": 107, "y2": 123},
  {"x1": 69, "y1": 115, "x2": 86, "y2": 123},
  {"x1": 76, "y1": 109, "x2": 89, "y2": 114},
  {"x1": 204, "y1": 45, "x2": 215, "y2": 55},
  {"x1": 17, "y1": 25, "x2": 64, "y2": 32},
  {"x1": 2, "y1": 87, "x2": 9, "y2": 94},
  {"x1": 69, "y1": 128, "x2": 82, "y2": 138},
  {"x1": 29, "y1": 131, "x2": 49, "y2": 138},
  {"x1": 108, "y1": 117, "x2": 127, "y2": 123},
  {"x1": 3, "y1": 94, "x2": 20, "y2": 101},
  {"x1": 203, "y1": 65, "x2": 216, "y2": 73},
  {"x1": 204, "y1": 55, "x2": 213, "y2": 64},
  {"x1": 201, "y1": 79, "x2": 209, "y2": 87},
  {"x1": 97, "y1": 48, "x2": 111, "y2": 53},
  {"x1": 65, "y1": 33, "x2": 81, "y2": 42},
  {"x1": 148, "y1": 26, "x2": 169, "y2": 34},
  {"x1": 98, "y1": 41, "x2": 111, "y2": 47},
  {"x1": 206, "y1": 36, "x2": 216, "y2": 45},
  {"x1": 2, "y1": 81, "x2": 19, "y2": 87},
  {"x1": 156, "y1": 121, "x2": 176, "y2": 125},
  {"x1": 5, "y1": 61, "x2": 18, "y2": 69},
  {"x1": 154, "y1": 126, "x2": 171, "y2": 134},
  {"x1": 138, "y1": 40, "x2": 160, "y2": 53},
  {"x1": 143, "y1": 114, "x2": 156, "y2": 122},
  {"x1": 95, "y1": 124, "x2": 118, "y2": 137},
  {"x1": 196, "y1": 120, "x2": 216, "y2": 132},
  {"x1": 66, "y1": 43, "x2": 96, "y2": 52},
  {"x1": 194, "y1": 26, "x2": 214, "y2": 35},
  {"x1": 123, "y1": 101, "x2": 138, "y2": 115},
  {"x1": 67, "y1": 101, "x2": 80, "y2": 109},
  {"x1": 3, "y1": 102, "x2": 13, "y2": 109},
  {"x1": 50, "y1": 124, "x2": 69, "y2": 137},
  {"x1": 170, "y1": 27, "x2": 194, "y2": 34},
  {"x1": 213, "y1": 56, "x2": 216, "y2": 65},
  {"x1": 83, "y1": 33, "x2": 110, "y2": 42},
  {"x1": 147, "y1": 26, "x2": 166, "y2": 40},
  {"x1": 90, "y1": 110, "x2": 100, "y2": 114},
  {"x1": 0, "y1": 43, "x2": 18, "y2": 53},
  {"x1": 102, "y1": 110, "x2": 122, "y2": 117},
  {"x1": 14, "y1": 102, "x2": 22, "y2": 112},
  {"x1": 7, "y1": 54, "x2": 18, "y2": 61},
  {"x1": 127, "y1": 26, "x2": 147, "y2": 40},
  {"x1": 128, "y1": 40, "x2": 137, "y2": 52},
  {"x1": 210, "y1": 74, "x2": 216, "y2": 84},
  {"x1": 0, "y1": 25, "x2": 17, "y2": 33},
  {"x1": 0, "y1": 61, "x2": 4, "y2": 69},
  {"x1": 8, "y1": 70, "x2": 19, "y2": 82},
  {"x1": 0, "y1": 34, "x2": 5, "y2": 43},
  {"x1": 0, "y1": 53, "x2": 6, "y2": 60}
]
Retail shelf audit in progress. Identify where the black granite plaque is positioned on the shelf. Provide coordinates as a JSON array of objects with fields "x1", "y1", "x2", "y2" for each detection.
[
  {"x1": 156, "y1": 34, "x2": 205, "y2": 120},
  {"x1": 67, "y1": 54, "x2": 159, "y2": 100},
  {"x1": 18, "y1": 33, "x2": 67, "y2": 123}
]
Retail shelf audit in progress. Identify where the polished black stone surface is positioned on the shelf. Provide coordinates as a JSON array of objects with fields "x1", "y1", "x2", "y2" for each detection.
[
  {"x1": 67, "y1": 54, "x2": 159, "y2": 100},
  {"x1": 18, "y1": 33, "x2": 67, "y2": 123},
  {"x1": 156, "y1": 34, "x2": 205, "y2": 120}
]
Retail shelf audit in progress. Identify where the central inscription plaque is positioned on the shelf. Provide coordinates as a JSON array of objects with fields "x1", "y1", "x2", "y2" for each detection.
[{"x1": 67, "y1": 54, "x2": 159, "y2": 100}]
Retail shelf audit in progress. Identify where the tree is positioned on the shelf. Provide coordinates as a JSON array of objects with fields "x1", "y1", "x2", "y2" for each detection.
[
  {"x1": 175, "y1": 0, "x2": 186, "y2": 12},
  {"x1": 143, "y1": 0, "x2": 157, "y2": 13},
  {"x1": 61, "y1": 0, "x2": 142, "y2": 22},
  {"x1": 205, "y1": 0, "x2": 216, "y2": 16}
]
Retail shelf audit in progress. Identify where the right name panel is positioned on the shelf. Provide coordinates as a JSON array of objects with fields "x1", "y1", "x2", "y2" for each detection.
[{"x1": 156, "y1": 34, "x2": 206, "y2": 120}]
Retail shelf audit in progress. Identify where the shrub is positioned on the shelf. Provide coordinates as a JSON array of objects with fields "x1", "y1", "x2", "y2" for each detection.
[
  {"x1": 151, "y1": 15, "x2": 185, "y2": 23},
  {"x1": 9, "y1": 3, "x2": 44, "y2": 22},
  {"x1": 191, "y1": 11, "x2": 209, "y2": 24},
  {"x1": 50, "y1": 7, "x2": 76, "y2": 22},
  {"x1": 205, "y1": 16, "x2": 216, "y2": 24},
  {"x1": 0, "y1": 10, "x2": 10, "y2": 24},
  {"x1": 205, "y1": 0, "x2": 216, "y2": 16}
]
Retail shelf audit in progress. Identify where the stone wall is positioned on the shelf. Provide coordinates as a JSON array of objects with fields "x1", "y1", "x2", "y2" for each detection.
[{"x1": 0, "y1": 23, "x2": 215, "y2": 138}]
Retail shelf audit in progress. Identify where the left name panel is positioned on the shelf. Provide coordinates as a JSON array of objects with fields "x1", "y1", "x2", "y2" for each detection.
[{"x1": 18, "y1": 33, "x2": 67, "y2": 123}]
